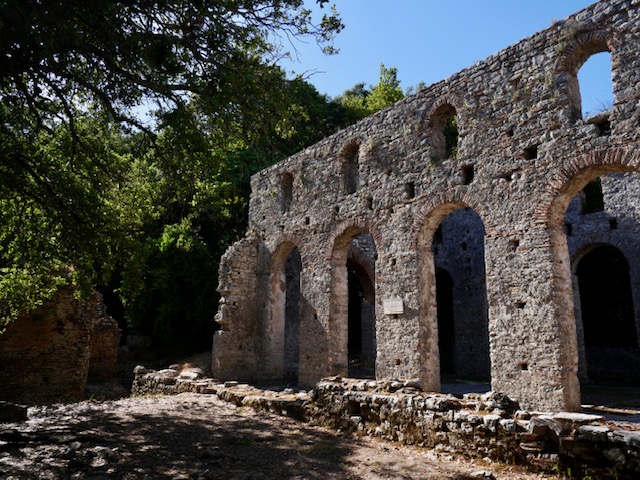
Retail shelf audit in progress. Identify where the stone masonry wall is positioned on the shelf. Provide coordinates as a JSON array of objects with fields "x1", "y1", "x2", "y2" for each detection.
[
  {"x1": 88, "y1": 298, "x2": 122, "y2": 382},
  {"x1": 132, "y1": 371, "x2": 640, "y2": 479},
  {"x1": 213, "y1": 0, "x2": 640, "y2": 411},
  {"x1": 0, "y1": 288, "x2": 112, "y2": 405}
]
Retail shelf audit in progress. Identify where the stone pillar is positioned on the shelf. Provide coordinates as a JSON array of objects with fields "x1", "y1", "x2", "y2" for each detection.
[{"x1": 485, "y1": 229, "x2": 581, "y2": 412}]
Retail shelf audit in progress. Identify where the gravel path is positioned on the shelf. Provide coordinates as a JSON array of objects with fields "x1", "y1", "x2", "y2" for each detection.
[{"x1": 0, "y1": 393, "x2": 562, "y2": 480}]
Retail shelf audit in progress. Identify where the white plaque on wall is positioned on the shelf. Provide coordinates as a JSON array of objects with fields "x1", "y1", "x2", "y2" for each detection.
[{"x1": 383, "y1": 296, "x2": 404, "y2": 315}]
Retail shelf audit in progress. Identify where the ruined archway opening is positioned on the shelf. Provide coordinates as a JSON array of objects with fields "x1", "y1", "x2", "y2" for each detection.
[
  {"x1": 283, "y1": 247, "x2": 302, "y2": 382},
  {"x1": 577, "y1": 51, "x2": 614, "y2": 121},
  {"x1": 431, "y1": 207, "x2": 491, "y2": 391},
  {"x1": 329, "y1": 230, "x2": 377, "y2": 378},
  {"x1": 558, "y1": 169, "x2": 640, "y2": 407},
  {"x1": 436, "y1": 268, "x2": 455, "y2": 376},
  {"x1": 430, "y1": 104, "x2": 458, "y2": 161},
  {"x1": 561, "y1": 34, "x2": 614, "y2": 124},
  {"x1": 576, "y1": 245, "x2": 638, "y2": 385},
  {"x1": 340, "y1": 141, "x2": 360, "y2": 195},
  {"x1": 267, "y1": 243, "x2": 302, "y2": 383}
]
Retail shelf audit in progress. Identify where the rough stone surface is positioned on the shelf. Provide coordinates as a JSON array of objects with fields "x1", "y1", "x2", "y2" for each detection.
[{"x1": 212, "y1": 0, "x2": 640, "y2": 412}]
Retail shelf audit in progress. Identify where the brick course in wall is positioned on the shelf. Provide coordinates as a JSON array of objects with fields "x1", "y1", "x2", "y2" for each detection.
[
  {"x1": 0, "y1": 288, "x2": 121, "y2": 405},
  {"x1": 212, "y1": 0, "x2": 640, "y2": 411}
]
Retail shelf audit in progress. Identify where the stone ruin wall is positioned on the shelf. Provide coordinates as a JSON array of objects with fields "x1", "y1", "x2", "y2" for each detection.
[
  {"x1": 213, "y1": 0, "x2": 640, "y2": 411},
  {"x1": 0, "y1": 288, "x2": 121, "y2": 405}
]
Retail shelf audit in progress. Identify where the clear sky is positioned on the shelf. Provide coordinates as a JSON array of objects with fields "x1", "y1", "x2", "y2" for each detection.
[{"x1": 281, "y1": 1, "x2": 613, "y2": 114}]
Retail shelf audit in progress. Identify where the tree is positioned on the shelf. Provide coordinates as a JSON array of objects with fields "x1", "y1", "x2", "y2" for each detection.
[
  {"x1": 334, "y1": 64, "x2": 405, "y2": 121},
  {"x1": 0, "y1": 0, "x2": 343, "y2": 331},
  {"x1": 365, "y1": 64, "x2": 404, "y2": 112}
]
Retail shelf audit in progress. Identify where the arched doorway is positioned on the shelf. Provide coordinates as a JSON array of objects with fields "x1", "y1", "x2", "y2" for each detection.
[
  {"x1": 433, "y1": 208, "x2": 490, "y2": 388},
  {"x1": 553, "y1": 165, "x2": 640, "y2": 408},
  {"x1": 575, "y1": 245, "x2": 638, "y2": 384},
  {"x1": 418, "y1": 204, "x2": 491, "y2": 393},
  {"x1": 267, "y1": 243, "x2": 302, "y2": 383},
  {"x1": 329, "y1": 228, "x2": 377, "y2": 378},
  {"x1": 435, "y1": 268, "x2": 455, "y2": 375},
  {"x1": 347, "y1": 256, "x2": 376, "y2": 378},
  {"x1": 283, "y1": 248, "x2": 302, "y2": 382}
]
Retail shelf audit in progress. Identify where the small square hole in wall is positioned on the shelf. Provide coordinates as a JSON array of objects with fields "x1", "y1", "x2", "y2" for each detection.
[
  {"x1": 515, "y1": 301, "x2": 526, "y2": 310},
  {"x1": 334, "y1": 206, "x2": 340, "y2": 215},
  {"x1": 461, "y1": 164, "x2": 475, "y2": 185},
  {"x1": 366, "y1": 196, "x2": 374, "y2": 210},
  {"x1": 523, "y1": 145, "x2": 538, "y2": 160},
  {"x1": 305, "y1": 217, "x2": 310, "y2": 225},
  {"x1": 509, "y1": 239, "x2": 520, "y2": 251},
  {"x1": 609, "y1": 218, "x2": 618, "y2": 230},
  {"x1": 506, "y1": 128, "x2": 515, "y2": 138},
  {"x1": 499, "y1": 171, "x2": 514, "y2": 182},
  {"x1": 390, "y1": 258, "x2": 396, "y2": 267},
  {"x1": 595, "y1": 118, "x2": 611, "y2": 136},
  {"x1": 520, "y1": 362, "x2": 529, "y2": 371},
  {"x1": 564, "y1": 222, "x2": 573, "y2": 236},
  {"x1": 404, "y1": 182, "x2": 415, "y2": 199}
]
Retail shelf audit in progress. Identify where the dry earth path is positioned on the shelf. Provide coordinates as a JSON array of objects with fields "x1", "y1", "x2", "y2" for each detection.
[{"x1": 0, "y1": 393, "x2": 563, "y2": 480}]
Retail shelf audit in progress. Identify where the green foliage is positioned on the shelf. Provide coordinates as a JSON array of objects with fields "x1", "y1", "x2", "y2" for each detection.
[
  {"x1": 366, "y1": 64, "x2": 404, "y2": 112},
  {"x1": 0, "y1": 0, "x2": 343, "y2": 343},
  {"x1": 124, "y1": 220, "x2": 218, "y2": 355},
  {"x1": 444, "y1": 114, "x2": 459, "y2": 159},
  {"x1": 334, "y1": 64, "x2": 405, "y2": 121}
]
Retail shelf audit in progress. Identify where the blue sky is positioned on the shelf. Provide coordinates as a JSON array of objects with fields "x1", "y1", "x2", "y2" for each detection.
[{"x1": 281, "y1": 1, "x2": 612, "y2": 113}]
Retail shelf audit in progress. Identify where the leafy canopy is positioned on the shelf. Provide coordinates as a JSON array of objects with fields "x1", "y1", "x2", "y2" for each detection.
[{"x1": 0, "y1": 0, "x2": 343, "y2": 332}]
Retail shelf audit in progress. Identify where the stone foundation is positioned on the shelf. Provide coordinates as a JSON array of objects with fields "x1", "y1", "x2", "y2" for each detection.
[{"x1": 132, "y1": 369, "x2": 640, "y2": 478}]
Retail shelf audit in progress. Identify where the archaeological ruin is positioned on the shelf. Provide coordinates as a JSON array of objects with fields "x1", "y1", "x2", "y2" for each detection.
[
  {"x1": 0, "y1": 287, "x2": 121, "y2": 405},
  {"x1": 212, "y1": 0, "x2": 640, "y2": 412}
]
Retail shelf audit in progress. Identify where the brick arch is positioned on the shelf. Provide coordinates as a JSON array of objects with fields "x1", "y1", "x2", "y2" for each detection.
[
  {"x1": 326, "y1": 219, "x2": 383, "y2": 262},
  {"x1": 327, "y1": 218, "x2": 381, "y2": 377},
  {"x1": 570, "y1": 239, "x2": 634, "y2": 274},
  {"x1": 412, "y1": 191, "x2": 491, "y2": 393},
  {"x1": 554, "y1": 29, "x2": 620, "y2": 121},
  {"x1": 412, "y1": 190, "x2": 492, "y2": 250},
  {"x1": 426, "y1": 95, "x2": 463, "y2": 121},
  {"x1": 338, "y1": 137, "x2": 363, "y2": 158},
  {"x1": 556, "y1": 29, "x2": 619, "y2": 75},
  {"x1": 535, "y1": 147, "x2": 640, "y2": 230},
  {"x1": 415, "y1": 96, "x2": 462, "y2": 140},
  {"x1": 269, "y1": 234, "x2": 306, "y2": 269}
]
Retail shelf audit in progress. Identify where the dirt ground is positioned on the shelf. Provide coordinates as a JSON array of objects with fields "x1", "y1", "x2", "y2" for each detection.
[{"x1": 0, "y1": 393, "x2": 564, "y2": 480}]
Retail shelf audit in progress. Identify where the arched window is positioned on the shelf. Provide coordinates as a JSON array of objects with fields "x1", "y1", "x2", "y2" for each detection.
[
  {"x1": 430, "y1": 104, "x2": 458, "y2": 161},
  {"x1": 578, "y1": 52, "x2": 614, "y2": 118},
  {"x1": 340, "y1": 141, "x2": 360, "y2": 194},
  {"x1": 281, "y1": 172, "x2": 293, "y2": 213},
  {"x1": 560, "y1": 32, "x2": 614, "y2": 123}
]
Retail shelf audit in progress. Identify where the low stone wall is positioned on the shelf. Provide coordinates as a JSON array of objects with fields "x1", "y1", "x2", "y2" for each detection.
[{"x1": 132, "y1": 370, "x2": 640, "y2": 479}]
